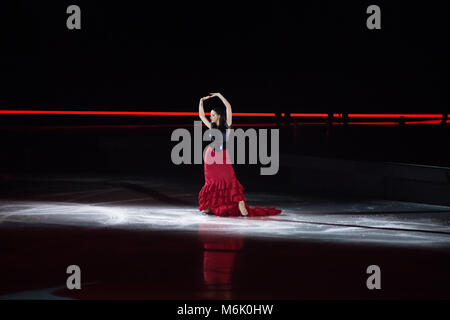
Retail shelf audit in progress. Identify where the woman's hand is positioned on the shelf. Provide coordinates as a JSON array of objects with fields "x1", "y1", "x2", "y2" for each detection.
[
  {"x1": 209, "y1": 92, "x2": 222, "y2": 97},
  {"x1": 200, "y1": 95, "x2": 213, "y2": 102}
]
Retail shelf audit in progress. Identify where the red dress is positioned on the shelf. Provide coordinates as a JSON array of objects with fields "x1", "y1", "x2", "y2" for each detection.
[{"x1": 198, "y1": 125, "x2": 282, "y2": 217}]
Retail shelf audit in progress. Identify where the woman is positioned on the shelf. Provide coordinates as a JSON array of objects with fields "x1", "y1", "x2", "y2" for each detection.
[{"x1": 198, "y1": 92, "x2": 282, "y2": 217}]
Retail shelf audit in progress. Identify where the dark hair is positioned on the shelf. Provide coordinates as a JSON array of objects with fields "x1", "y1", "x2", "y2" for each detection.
[{"x1": 211, "y1": 106, "x2": 227, "y2": 129}]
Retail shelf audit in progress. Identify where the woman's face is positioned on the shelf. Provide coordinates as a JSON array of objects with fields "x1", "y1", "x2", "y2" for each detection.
[{"x1": 210, "y1": 110, "x2": 220, "y2": 124}]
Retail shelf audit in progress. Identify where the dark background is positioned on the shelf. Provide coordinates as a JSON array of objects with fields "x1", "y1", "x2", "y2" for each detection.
[
  {"x1": 0, "y1": 1, "x2": 449, "y2": 173},
  {"x1": 1, "y1": 1, "x2": 448, "y2": 113}
]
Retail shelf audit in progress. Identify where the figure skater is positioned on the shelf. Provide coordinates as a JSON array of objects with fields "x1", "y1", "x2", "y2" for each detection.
[{"x1": 198, "y1": 92, "x2": 282, "y2": 217}]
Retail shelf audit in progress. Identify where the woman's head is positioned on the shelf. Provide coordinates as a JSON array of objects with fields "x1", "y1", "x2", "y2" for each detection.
[{"x1": 210, "y1": 106, "x2": 226, "y2": 127}]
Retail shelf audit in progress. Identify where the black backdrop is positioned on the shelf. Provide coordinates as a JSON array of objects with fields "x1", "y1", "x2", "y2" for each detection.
[{"x1": 1, "y1": 1, "x2": 448, "y2": 114}]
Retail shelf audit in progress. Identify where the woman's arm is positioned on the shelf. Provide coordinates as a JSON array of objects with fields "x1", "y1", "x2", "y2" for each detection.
[
  {"x1": 211, "y1": 92, "x2": 232, "y2": 126},
  {"x1": 199, "y1": 96, "x2": 212, "y2": 128}
]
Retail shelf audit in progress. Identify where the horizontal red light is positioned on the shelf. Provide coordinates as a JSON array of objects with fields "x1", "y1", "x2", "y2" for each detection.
[
  {"x1": 404, "y1": 120, "x2": 444, "y2": 124},
  {"x1": 288, "y1": 114, "x2": 445, "y2": 118},
  {"x1": 290, "y1": 113, "x2": 329, "y2": 117},
  {"x1": 0, "y1": 110, "x2": 198, "y2": 116},
  {"x1": 348, "y1": 114, "x2": 443, "y2": 118},
  {"x1": 0, "y1": 110, "x2": 276, "y2": 117},
  {"x1": 348, "y1": 122, "x2": 399, "y2": 125},
  {"x1": 0, "y1": 110, "x2": 448, "y2": 124}
]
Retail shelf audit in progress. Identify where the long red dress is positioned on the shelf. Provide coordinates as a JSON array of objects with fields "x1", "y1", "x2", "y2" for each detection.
[{"x1": 198, "y1": 124, "x2": 282, "y2": 217}]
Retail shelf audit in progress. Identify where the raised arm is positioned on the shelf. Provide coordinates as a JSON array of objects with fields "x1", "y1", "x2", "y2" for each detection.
[
  {"x1": 210, "y1": 92, "x2": 232, "y2": 126},
  {"x1": 199, "y1": 95, "x2": 212, "y2": 128}
]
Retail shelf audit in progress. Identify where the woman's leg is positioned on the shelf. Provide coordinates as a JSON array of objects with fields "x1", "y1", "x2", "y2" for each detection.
[{"x1": 238, "y1": 200, "x2": 248, "y2": 216}]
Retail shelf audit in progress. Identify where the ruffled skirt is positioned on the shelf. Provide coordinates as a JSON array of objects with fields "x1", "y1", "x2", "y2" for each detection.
[{"x1": 198, "y1": 146, "x2": 281, "y2": 217}]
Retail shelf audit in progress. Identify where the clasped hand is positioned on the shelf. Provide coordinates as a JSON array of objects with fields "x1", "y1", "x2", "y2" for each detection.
[{"x1": 200, "y1": 92, "x2": 222, "y2": 101}]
